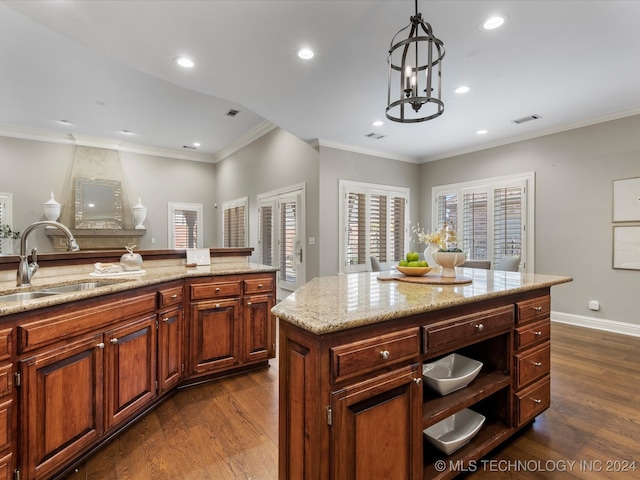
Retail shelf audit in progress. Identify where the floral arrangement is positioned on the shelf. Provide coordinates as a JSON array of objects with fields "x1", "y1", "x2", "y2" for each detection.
[
  {"x1": 412, "y1": 222, "x2": 458, "y2": 250},
  {"x1": 0, "y1": 224, "x2": 20, "y2": 239}
]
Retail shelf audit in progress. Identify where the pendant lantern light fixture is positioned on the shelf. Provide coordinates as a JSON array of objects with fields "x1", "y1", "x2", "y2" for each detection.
[{"x1": 386, "y1": 0, "x2": 445, "y2": 123}]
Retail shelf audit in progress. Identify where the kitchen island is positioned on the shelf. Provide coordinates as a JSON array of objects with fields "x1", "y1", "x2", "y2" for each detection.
[{"x1": 272, "y1": 268, "x2": 572, "y2": 480}]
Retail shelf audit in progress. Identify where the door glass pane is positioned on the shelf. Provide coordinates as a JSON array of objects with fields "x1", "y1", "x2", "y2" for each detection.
[
  {"x1": 173, "y1": 209, "x2": 199, "y2": 248},
  {"x1": 462, "y1": 192, "x2": 488, "y2": 260},
  {"x1": 280, "y1": 200, "x2": 296, "y2": 284},
  {"x1": 369, "y1": 194, "x2": 387, "y2": 262},
  {"x1": 346, "y1": 192, "x2": 367, "y2": 266},
  {"x1": 493, "y1": 187, "x2": 522, "y2": 264},
  {"x1": 259, "y1": 204, "x2": 274, "y2": 266}
]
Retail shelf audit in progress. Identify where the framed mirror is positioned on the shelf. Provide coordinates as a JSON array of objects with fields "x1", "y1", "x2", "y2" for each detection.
[{"x1": 74, "y1": 177, "x2": 123, "y2": 229}]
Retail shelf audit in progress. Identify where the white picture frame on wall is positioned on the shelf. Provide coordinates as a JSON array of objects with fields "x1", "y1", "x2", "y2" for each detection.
[
  {"x1": 613, "y1": 225, "x2": 640, "y2": 270},
  {"x1": 613, "y1": 177, "x2": 640, "y2": 222}
]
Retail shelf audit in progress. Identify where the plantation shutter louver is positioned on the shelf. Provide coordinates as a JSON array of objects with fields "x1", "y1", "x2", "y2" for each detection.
[
  {"x1": 259, "y1": 205, "x2": 274, "y2": 266},
  {"x1": 173, "y1": 209, "x2": 198, "y2": 248},
  {"x1": 436, "y1": 193, "x2": 458, "y2": 232},
  {"x1": 223, "y1": 205, "x2": 246, "y2": 248},
  {"x1": 369, "y1": 194, "x2": 388, "y2": 262},
  {"x1": 462, "y1": 192, "x2": 488, "y2": 260},
  {"x1": 346, "y1": 192, "x2": 367, "y2": 266},
  {"x1": 280, "y1": 200, "x2": 296, "y2": 283},
  {"x1": 493, "y1": 186, "x2": 523, "y2": 264},
  {"x1": 389, "y1": 195, "x2": 405, "y2": 262}
]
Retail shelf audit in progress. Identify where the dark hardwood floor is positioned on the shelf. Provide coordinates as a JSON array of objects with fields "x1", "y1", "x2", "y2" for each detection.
[{"x1": 67, "y1": 322, "x2": 640, "y2": 480}]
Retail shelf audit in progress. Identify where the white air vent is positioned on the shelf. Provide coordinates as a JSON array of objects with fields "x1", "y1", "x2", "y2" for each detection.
[
  {"x1": 512, "y1": 114, "x2": 541, "y2": 124},
  {"x1": 226, "y1": 109, "x2": 240, "y2": 117},
  {"x1": 365, "y1": 132, "x2": 386, "y2": 140}
]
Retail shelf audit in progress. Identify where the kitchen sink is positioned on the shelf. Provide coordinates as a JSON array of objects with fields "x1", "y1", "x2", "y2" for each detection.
[
  {"x1": 0, "y1": 291, "x2": 59, "y2": 303},
  {"x1": 0, "y1": 280, "x2": 126, "y2": 304}
]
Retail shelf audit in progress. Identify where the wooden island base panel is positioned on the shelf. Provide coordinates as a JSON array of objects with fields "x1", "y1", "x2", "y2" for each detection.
[
  {"x1": 272, "y1": 269, "x2": 571, "y2": 480},
  {"x1": 0, "y1": 261, "x2": 277, "y2": 480}
]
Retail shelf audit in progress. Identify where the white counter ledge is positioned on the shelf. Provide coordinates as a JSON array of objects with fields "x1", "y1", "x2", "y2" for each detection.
[{"x1": 271, "y1": 268, "x2": 572, "y2": 335}]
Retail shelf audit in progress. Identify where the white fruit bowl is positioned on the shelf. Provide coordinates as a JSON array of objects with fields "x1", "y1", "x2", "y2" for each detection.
[
  {"x1": 423, "y1": 408, "x2": 486, "y2": 455},
  {"x1": 432, "y1": 251, "x2": 466, "y2": 277},
  {"x1": 422, "y1": 353, "x2": 483, "y2": 395}
]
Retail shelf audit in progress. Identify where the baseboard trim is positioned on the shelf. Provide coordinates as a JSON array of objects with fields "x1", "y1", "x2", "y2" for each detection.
[{"x1": 551, "y1": 311, "x2": 640, "y2": 337}]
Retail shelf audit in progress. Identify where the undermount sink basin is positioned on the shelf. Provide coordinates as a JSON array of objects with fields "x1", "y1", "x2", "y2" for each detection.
[
  {"x1": 38, "y1": 281, "x2": 117, "y2": 294},
  {"x1": 0, "y1": 280, "x2": 124, "y2": 304},
  {"x1": 0, "y1": 291, "x2": 59, "y2": 303}
]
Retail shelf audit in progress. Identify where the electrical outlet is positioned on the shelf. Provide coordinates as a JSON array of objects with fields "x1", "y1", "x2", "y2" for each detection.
[{"x1": 588, "y1": 300, "x2": 600, "y2": 311}]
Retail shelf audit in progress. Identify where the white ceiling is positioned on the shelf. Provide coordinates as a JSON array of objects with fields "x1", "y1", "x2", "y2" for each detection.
[{"x1": 3, "y1": 0, "x2": 640, "y2": 163}]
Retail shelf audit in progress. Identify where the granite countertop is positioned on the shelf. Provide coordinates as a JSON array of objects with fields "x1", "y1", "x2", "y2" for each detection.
[
  {"x1": 0, "y1": 261, "x2": 278, "y2": 317},
  {"x1": 272, "y1": 269, "x2": 572, "y2": 335}
]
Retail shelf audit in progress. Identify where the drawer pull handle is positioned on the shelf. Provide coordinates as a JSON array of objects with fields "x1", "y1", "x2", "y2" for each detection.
[
  {"x1": 97, "y1": 342, "x2": 105, "y2": 349},
  {"x1": 215, "y1": 288, "x2": 221, "y2": 293},
  {"x1": 247, "y1": 302, "x2": 252, "y2": 306},
  {"x1": 534, "y1": 306, "x2": 543, "y2": 312},
  {"x1": 534, "y1": 331, "x2": 543, "y2": 336},
  {"x1": 171, "y1": 294, "x2": 178, "y2": 299},
  {"x1": 110, "y1": 338, "x2": 118, "y2": 345},
  {"x1": 258, "y1": 283, "x2": 263, "y2": 289},
  {"x1": 531, "y1": 398, "x2": 542, "y2": 404},
  {"x1": 475, "y1": 323, "x2": 484, "y2": 332},
  {"x1": 380, "y1": 350, "x2": 390, "y2": 360},
  {"x1": 215, "y1": 303, "x2": 221, "y2": 309},
  {"x1": 413, "y1": 377, "x2": 422, "y2": 386},
  {"x1": 162, "y1": 317, "x2": 170, "y2": 323},
  {"x1": 532, "y1": 361, "x2": 543, "y2": 367}
]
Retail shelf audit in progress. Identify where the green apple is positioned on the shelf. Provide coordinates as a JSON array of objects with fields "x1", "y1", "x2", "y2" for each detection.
[
  {"x1": 408, "y1": 261, "x2": 420, "y2": 267},
  {"x1": 418, "y1": 260, "x2": 428, "y2": 267},
  {"x1": 406, "y1": 251, "x2": 419, "y2": 262},
  {"x1": 398, "y1": 260, "x2": 408, "y2": 266}
]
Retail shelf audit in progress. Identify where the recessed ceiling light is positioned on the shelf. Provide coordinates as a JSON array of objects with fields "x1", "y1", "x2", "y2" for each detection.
[
  {"x1": 175, "y1": 56, "x2": 195, "y2": 68},
  {"x1": 454, "y1": 86, "x2": 470, "y2": 94},
  {"x1": 193, "y1": 142, "x2": 201, "y2": 147},
  {"x1": 476, "y1": 129, "x2": 488, "y2": 135},
  {"x1": 372, "y1": 121, "x2": 384, "y2": 127},
  {"x1": 297, "y1": 48, "x2": 314, "y2": 60},
  {"x1": 482, "y1": 16, "x2": 505, "y2": 30}
]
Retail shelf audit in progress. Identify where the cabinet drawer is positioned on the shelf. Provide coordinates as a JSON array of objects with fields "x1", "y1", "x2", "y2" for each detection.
[
  {"x1": 244, "y1": 277, "x2": 274, "y2": 294},
  {"x1": 514, "y1": 377, "x2": 550, "y2": 426},
  {"x1": 516, "y1": 296, "x2": 550, "y2": 325},
  {"x1": 423, "y1": 306, "x2": 514, "y2": 353},
  {"x1": 331, "y1": 328, "x2": 421, "y2": 384},
  {"x1": 158, "y1": 285, "x2": 183, "y2": 308},
  {"x1": 515, "y1": 342, "x2": 550, "y2": 388},
  {"x1": 0, "y1": 365, "x2": 11, "y2": 399},
  {"x1": 515, "y1": 319, "x2": 550, "y2": 351},
  {"x1": 190, "y1": 281, "x2": 242, "y2": 301},
  {"x1": 0, "y1": 329, "x2": 10, "y2": 362}
]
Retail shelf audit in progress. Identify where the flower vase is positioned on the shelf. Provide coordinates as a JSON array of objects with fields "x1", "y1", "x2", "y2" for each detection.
[{"x1": 424, "y1": 243, "x2": 440, "y2": 270}]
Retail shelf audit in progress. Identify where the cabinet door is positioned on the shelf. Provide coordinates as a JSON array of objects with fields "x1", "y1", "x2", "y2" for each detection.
[
  {"x1": 20, "y1": 333, "x2": 104, "y2": 480},
  {"x1": 104, "y1": 315, "x2": 157, "y2": 429},
  {"x1": 189, "y1": 298, "x2": 241, "y2": 375},
  {"x1": 244, "y1": 293, "x2": 275, "y2": 363},
  {"x1": 158, "y1": 306, "x2": 184, "y2": 393},
  {"x1": 330, "y1": 365, "x2": 422, "y2": 480}
]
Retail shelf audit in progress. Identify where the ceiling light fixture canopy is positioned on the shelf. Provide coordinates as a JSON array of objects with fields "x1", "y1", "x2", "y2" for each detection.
[{"x1": 386, "y1": 0, "x2": 445, "y2": 123}]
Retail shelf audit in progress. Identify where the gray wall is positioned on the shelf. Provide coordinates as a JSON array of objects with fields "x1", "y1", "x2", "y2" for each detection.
[
  {"x1": 214, "y1": 128, "x2": 321, "y2": 279},
  {"x1": 318, "y1": 146, "x2": 422, "y2": 277},
  {"x1": 0, "y1": 136, "x2": 217, "y2": 251},
  {"x1": 420, "y1": 114, "x2": 640, "y2": 326}
]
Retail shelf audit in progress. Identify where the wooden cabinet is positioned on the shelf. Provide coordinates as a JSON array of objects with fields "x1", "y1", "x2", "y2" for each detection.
[
  {"x1": 330, "y1": 365, "x2": 423, "y2": 480},
  {"x1": 0, "y1": 328, "x2": 13, "y2": 479},
  {"x1": 157, "y1": 305, "x2": 183, "y2": 393},
  {"x1": 104, "y1": 314, "x2": 157, "y2": 429},
  {"x1": 279, "y1": 289, "x2": 555, "y2": 480},
  {"x1": 187, "y1": 273, "x2": 276, "y2": 379},
  {"x1": 20, "y1": 333, "x2": 105, "y2": 480}
]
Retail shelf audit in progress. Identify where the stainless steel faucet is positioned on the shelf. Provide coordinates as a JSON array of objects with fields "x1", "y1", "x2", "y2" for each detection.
[{"x1": 16, "y1": 220, "x2": 80, "y2": 286}]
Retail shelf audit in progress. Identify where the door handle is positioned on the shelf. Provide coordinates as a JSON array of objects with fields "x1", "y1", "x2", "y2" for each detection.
[{"x1": 297, "y1": 248, "x2": 303, "y2": 263}]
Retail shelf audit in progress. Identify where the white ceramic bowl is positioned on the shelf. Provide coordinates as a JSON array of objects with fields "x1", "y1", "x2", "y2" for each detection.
[
  {"x1": 432, "y1": 251, "x2": 466, "y2": 277},
  {"x1": 423, "y1": 408, "x2": 486, "y2": 455},
  {"x1": 422, "y1": 353, "x2": 483, "y2": 395}
]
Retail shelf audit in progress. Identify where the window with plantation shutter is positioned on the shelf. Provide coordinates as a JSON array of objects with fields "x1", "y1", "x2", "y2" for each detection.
[
  {"x1": 222, "y1": 198, "x2": 248, "y2": 248},
  {"x1": 168, "y1": 202, "x2": 203, "y2": 249},
  {"x1": 258, "y1": 203, "x2": 274, "y2": 266},
  {"x1": 0, "y1": 193, "x2": 12, "y2": 255},
  {"x1": 493, "y1": 186, "x2": 523, "y2": 265},
  {"x1": 280, "y1": 199, "x2": 297, "y2": 284},
  {"x1": 462, "y1": 191, "x2": 488, "y2": 260},
  {"x1": 432, "y1": 173, "x2": 534, "y2": 272},
  {"x1": 339, "y1": 181, "x2": 410, "y2": 273}
]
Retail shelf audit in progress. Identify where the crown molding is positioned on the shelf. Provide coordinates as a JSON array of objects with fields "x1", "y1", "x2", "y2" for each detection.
[
  {"x1": 316, "y1": 138, "x2": 418, "y2": 164},
  {"x1": 212, "y1": 120, "x2": 277, "y2": 162}
]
